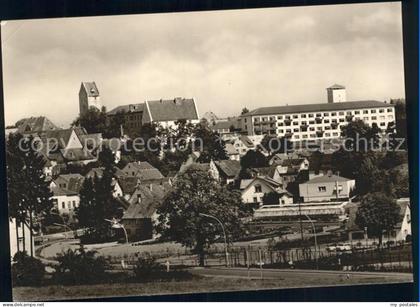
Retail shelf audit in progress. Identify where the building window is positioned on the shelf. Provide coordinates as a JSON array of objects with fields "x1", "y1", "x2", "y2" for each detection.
[
  {"x1": 323, "y1": 112, "x2": 329, "y2": 116},
  {"x1": 255, "y1": 185, "x2": 262, "y2": 193},
  {"x1": 309, "y1": 121, "x2": 315, "y2": 125},
  {"x1": 253, "y1": 197, "x2": 258, "y2": 203},
  {"x1": 72, "y1": 200, "x2": 76, "y2": 208},
  {"x1": 380, "y1": 122, "x2": 386, "y2": 126},
  {"x1": 331, "y1": 112, "x2": 337, "y2": 116},
  {"x1": 293, "y1": 115, "x2": 298, "y2": 118},
  {"x1": 309, "y1": 127, "x2": 315, "y2": 131},
  {"x1": 355, "y1": 110, "x2": 360, "y2": 114},
  {"x1": 379, "y1": 109, "x2": 385, "y2": 113},
  {"x1": 339, "y1": 118, "x2": 345, "y2": 122},
  {"x1": 62, "y1": 202, "x2": 65, "y2": 209},
  {"x1": 363, "y1": 110, "x2": 369, "y2": 114},
  {"x1": 277, "y1": 116, "x2": 283, "y2": 120},
  {"x1": 324, "y1": 119, "x2": 330, "y2": 123},
  {"x1": 371, "y1": 109, "x2": 376, "y2": 113},
  {"x1": 339, "y1": 112, "x2": 344, "y2": 115},
  {"x1": 308, "y1": 114, "x2": 314, "y2": 118},
  {"x1": 301, "y1": 114, "x2": 307, "y2": 118},
  {"x1": 387, "y1": 108, "x2": 393, "y2": 112},
  {"x1": 325, "y1": 133, "x2": 331, "y2": 137},
  {"x1": 318, "y1": 186, "x2": 326, "y2": 192},
  {"x1": 372, "y1": 116, "x2": 377, "y2": 120}
]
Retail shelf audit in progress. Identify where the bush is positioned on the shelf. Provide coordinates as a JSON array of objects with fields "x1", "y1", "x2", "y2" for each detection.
[
  {"x1": 52, "y1": 247, "x2": 108, "y2": 285},
  {"x1": 12, "y1": 251, "x2": 45, "y2": 286},
  {"x1": 133, "y1": 258, "x2": 165, "y2": 282},
  {"x1": 133, "y1": 258, "x2": 193, "y2": 283}
]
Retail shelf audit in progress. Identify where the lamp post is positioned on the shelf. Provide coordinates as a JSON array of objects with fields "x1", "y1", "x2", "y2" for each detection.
[
  {"x1": 199, "y1": 213, "x2": 229, "y2": 267},
  {"x1": 105, "y1": 218, "x2": 128, "y2": 244},
  {"x1": 302, "y1": 213, "x2": 318, "y2": 269}
]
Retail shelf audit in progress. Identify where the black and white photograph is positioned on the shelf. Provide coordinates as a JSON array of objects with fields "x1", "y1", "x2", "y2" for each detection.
[{"x1": 2, "y1": 1, "x2": 414, "y2": 301}]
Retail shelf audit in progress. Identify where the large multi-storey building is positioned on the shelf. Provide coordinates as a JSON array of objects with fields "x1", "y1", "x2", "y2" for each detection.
[{"x1": 240, "y1": 86, "x2": 395, "y2": 141}]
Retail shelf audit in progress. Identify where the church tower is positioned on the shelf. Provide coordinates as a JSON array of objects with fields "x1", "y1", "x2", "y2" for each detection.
[{"x1": 79, "y1": 82, "x2": 101, "y2": 116}]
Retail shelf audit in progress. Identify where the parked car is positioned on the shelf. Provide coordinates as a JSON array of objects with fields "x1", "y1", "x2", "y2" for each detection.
[
  {"x1": 336, "y1": 243, "x2": 352, "y2": 252},
  {"x1": 326, "y1": 244, "x2": 337, "y2": 252}
]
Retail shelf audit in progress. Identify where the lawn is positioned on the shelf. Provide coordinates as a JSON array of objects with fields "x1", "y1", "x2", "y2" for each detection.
[{"x1": 12, "y1": 272, "x2": 412, "y2": 301}]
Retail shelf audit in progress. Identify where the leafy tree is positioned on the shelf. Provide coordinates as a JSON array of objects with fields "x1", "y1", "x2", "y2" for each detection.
[
  {"x1": 76, "y1": 150, "x2": 121, "y2": 243},
  {"x1": 71, "y1": 107, "x2": 107, "y2": 134},
  {"x1": 261, "y1": 135, "x2": 292, "y2": 155},
  {"x1": 12, "y1": 251, "x2": 45, "y2": 286},
  {"x1": 355, "y1": 193, "x2": 400, "y2": 246},
  {"x1": 341, "y1": 119, "x2": 381, "y2": 151},
  {"x1": 241, "y1": 107, "x2": 249, "y2": 115},
  {"x1": 262, "y1": 192, "x2": 280, "y2": 205},
  {"x1": 240, "y1": 150, "x2": 267, "y2": 169},
  {"x1": 106, "y1": 110, "x2": 126, "y2": 138},
  {"x1": 390, "y1": 99, "x2": 407, "y2": 149},
  {"x1": 160, "y1": 150, "x2": 190, "y2": 177},
  {"x1": 193, "y1": 125, "x2": 227, "y2": 163},
  {"x1": 53, "y1": 247, "x2": 107, "y2": 285},
  {"x1": 156, "y1": 169, "x2": 251, "y2": 266},
  {"x1": 6, "y1": 134, "x2": 53, "y2": 256}
]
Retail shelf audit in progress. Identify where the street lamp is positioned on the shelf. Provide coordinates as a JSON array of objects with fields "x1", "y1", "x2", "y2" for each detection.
[
  {"x1": 302, "y1": 213, "x2": 318, "y2": 269},
  {"x1": 199, "y1": 213, "x2": 229, "y2": 267},
  {"x1": 105, "y1": 218, "x2": 128, "y2": 244}
]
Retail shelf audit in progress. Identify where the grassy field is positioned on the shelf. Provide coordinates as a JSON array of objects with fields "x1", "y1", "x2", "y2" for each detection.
[{"x1": 13, "y1": 272, "x2": 412, "y2": 301}]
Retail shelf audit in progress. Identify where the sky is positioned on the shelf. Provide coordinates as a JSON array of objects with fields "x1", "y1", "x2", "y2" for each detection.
[{"x1": 1, "y1": 2, "x2": 405, "y2": 128}]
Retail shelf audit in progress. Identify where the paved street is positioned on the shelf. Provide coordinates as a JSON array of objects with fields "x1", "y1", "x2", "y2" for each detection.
[{"x1": 190, "y1": 266, "x2": 414, "y2": 283}]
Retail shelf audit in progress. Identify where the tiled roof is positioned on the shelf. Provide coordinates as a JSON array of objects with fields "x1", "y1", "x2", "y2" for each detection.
[
  {"x1": 212, "y1": 121, "x2": 233, "y2": 130},
  {"x1": 118, "y1": 176, "x2": 139, "y2": 195},
  {"x1": 86, "y1": 167, "x2": 125, "y2": 179},
  {"x1": 214, "y1": 160, "x2": 241, "y2": 178},
  {"x1": 225, "y1": 143, "x2": 239, "y2": 156},
  {"x1": 81, "y1": 82, "x2": 99, "y2": 97},
  {"x1": 240, "y1": 176, "x2": 282, "y2": 190},
  {"x1": 107, "y1": 103, "x2": 144, "y2": 115},
  {"x1": 122, "y1": 183, "x2": 169, "y2": 219},
  {"x1": 304, "y1": 174, "x2": 352, "y2": 184},
  {"x1": 60, "y1": 148, "x2": 94, "y2": 161},
  {"x1": 51, "y1": 187, "x2": 78, "y2": 197},
  {"x1": 122, "y1": 162, "x2": 164, "y2": 181},
  {"x1": 281, "y1": 158, "x2": 306, "y2": 167},
  {"x1": 145, "y1": 98, "x2": 199, "y2": 122},
  {"x1": 239, "y1": 135, "x2": 254, "y2": 148},
  {"x1": 241, "y1": 100, "x2": 392, "y2": 117},
  {"x1": 16, "y1": 116, "x2": 58, "y2": 134},
  {"x1": 78, "y1": 133, "x2": 102, "y2": 149},
  {"x1": 327, "y1": 84, "x2": 346, "y2": 89}
]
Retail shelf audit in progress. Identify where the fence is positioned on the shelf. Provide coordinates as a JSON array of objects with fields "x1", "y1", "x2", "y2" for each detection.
[
  {"x1": 204, "y1": 244, "x2": 413, "y2": 272},
  {"x1": 104, "y1": 242, "x2": 413, "y2": 273}
]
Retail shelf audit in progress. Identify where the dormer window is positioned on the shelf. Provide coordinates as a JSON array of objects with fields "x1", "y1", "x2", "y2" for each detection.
[{"x1": 254, "y1": 184, "x2": 262, "y2": 193}]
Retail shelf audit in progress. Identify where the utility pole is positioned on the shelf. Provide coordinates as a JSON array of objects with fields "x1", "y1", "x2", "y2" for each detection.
[{"x1": 298, "y1": 201, "x2": 304, "y2": 242}]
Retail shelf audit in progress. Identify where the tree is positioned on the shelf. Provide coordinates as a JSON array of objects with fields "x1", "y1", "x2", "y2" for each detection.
[
  {"x1": 106, "y1": 110, "x2": 126, "y2": 138},
  {"x1": 390, "y1": 99, "x2": 407, "y2": 149},
  {"x1": 355, "y1": 193, "x2": 400, "y2": 246},
  {"x1": 71, "y1": 108, "x2": 107, "y2": 135},
  {"x1": 156, "y1": 169, "x2": 251, "y2": 266},
  {"x1": 6, "y1": 134, "x2": 53, "y2": 256},
  {"x1": 193, "y1": 125, "x2": 228, "y2": 163},
  {"x1": 241, "y1": 107, "x2": 249, "y2": 115},
  {"x1": 240, "y1": 150, "x2": 267, "y2": 169},
  {"x1": 260, "y1": 135, "x2": 292, "y2": 155},
  {"x1": 341, "y1": 120, "x2": 381, "y2": 151},
  {"x1": 262, "y1": 192, "x2": 280, "y2": 205},
  {"x1": 76, "y1": 150, "x2": 121, "y2": 243}
]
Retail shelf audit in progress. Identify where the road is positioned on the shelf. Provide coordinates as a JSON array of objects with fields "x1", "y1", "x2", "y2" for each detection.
[{"x1": 189, "y1": 267, "x2": 413, "y2": 285}]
